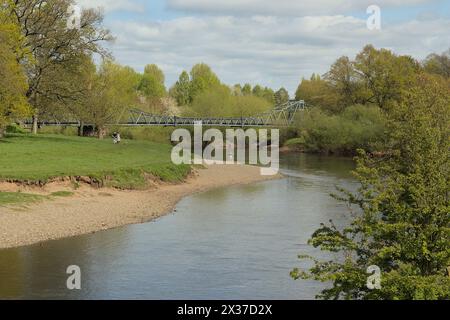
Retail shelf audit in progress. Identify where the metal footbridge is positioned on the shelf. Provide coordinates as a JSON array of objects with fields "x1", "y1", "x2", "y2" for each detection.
[{"x1": 29, "y1": 100, "x2": 306, "y2": 128}]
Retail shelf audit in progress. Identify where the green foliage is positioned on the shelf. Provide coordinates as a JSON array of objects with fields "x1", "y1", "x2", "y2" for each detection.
[
  {"x1": 12, "y1": 0, "x2": 112, "y2": 130},
  {"x1": 297, "y1": 45, "x2": 422, "y2": 114},
  {"x1": 234, "y1": 83, "x2": 275, "y2": 104},
  {"x1": 423, "y1": 49, "x2": 450, "y2": 79},
  {"x1": 295, "y1": 74, "x2": 339, "y2": 113},
  {"x1": 292, "y1": 44, "x2": 438, "y2": 154},
  {"x1": 284, "y1": 137, "x2": 306, "y2": 147},
  {"x1": 38, "y1": 126, "x2": 78, "y2": 136},
  {"x1": 138, "y1": 73, "x2": 166, "y2": 98},
  {"x1": 189, "y1": 85, "x2": 233, "y2": 117},
  {"x1": 170, "y1": 65, "x2": 277, "y2": 112},
  {"x1": 188, "y1": 85, "x2": 271, "y2": 117},
  {"x1": 292, "y1": 74, "x2": 450, "y2": 300},
  {"x1": 139, "y1": 64, "x2": 166, "y2": 99},
  {"x1": 354, "y1": 45, "x2": 420, "y2": 110},
  {"x1": 0, "y1": 4, "x2": 31, "y2": 132},
  {"x1": 170, "y1": 71, "x2": 191, "y2": 106},
  {"x1": 324, "y1": 56, "x2": 367, "y2": 110},
  {"x1": 275, "y1": 88, "x2": 290, "y2": 105},
  {"x1": 232, "y1": 95, "x2": 271, "y2": 117},
  {"x1": 5, "y1": 123, "x2": 27, "y2": 134},
  {"x1": 144, "y1": 64, "x2": 165, "y2": 84},
  {"x1": 83, "y1": 60, "x2": 139, "y2": 137},
  {"x1": 242, "y1": 84, "x2": 252, "y2": 96},
  {"x1": 292, "y1": 105, "x2": 387, "y2": 154},
  {"x1": 189, "y1": 63, "x2": 221, "y2": 101}
]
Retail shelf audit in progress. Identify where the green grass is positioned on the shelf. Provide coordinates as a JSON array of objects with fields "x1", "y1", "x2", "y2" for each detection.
[
  {"x1": 0, "y1": 192, "x2": 45, "y2": 206},
  {"x1": 0, "y1": 134, "x2": 191, "y2": 189},
  {"x1": 51, "y1": 191, "x2": 74, "y2": 197}
]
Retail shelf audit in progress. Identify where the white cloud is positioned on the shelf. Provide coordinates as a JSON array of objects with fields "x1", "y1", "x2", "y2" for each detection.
[
  {"x1": 107, "y1": 13, "x2": 450, "y2": 94},
  {"x1": 76, "y1": 0, "x2": 144, "y2": 13},
  {"x1": 167, "y1": 0, "x2": 438, "y2": 16}
]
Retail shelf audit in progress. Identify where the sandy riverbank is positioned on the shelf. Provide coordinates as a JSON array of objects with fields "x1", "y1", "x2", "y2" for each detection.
[{"x1": 0, "y1": 164, "x2": 282, "y2": 249}]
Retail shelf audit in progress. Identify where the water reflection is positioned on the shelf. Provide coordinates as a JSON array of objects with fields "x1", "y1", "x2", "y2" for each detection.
[{"x1": 0, "y1": 153, "x2": 356, "y2": 300}]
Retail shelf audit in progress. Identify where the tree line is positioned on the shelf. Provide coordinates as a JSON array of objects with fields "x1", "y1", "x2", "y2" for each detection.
[
  {"x1": 286, "y1": 45, "x2": 450, "y2": 154},
  {"x1": 0, "y1": 1, "x2": 291, "y2": 138}
]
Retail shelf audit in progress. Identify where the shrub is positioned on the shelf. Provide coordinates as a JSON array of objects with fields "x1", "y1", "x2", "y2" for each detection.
[
  {"x1": 292, "y1": 104, "x2": 387, "y2": 154},
  {"x1": 38, "y1": 126, "x2": 78, "y2": 136},
  {"x1": 6, "y1": 123, "x2": 27, "y2": 134}
]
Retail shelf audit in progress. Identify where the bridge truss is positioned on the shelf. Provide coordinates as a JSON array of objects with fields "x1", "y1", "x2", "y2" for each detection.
[
  {"x1": 127, "y1": 100, "x2": 306, "y2": 127},
  {"x1": 26, "y1": 100, "x2": 306, "y2": 128}
]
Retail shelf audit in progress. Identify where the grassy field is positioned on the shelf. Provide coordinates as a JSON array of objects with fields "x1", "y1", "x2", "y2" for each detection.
[{"x1": 0, "y1": 134, "x2": 190, "y2": 190}]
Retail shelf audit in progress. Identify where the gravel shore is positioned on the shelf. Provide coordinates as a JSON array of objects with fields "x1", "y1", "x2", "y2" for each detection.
[{"x1": 0, "y1": 164, "x2": 282, "y2": 249}]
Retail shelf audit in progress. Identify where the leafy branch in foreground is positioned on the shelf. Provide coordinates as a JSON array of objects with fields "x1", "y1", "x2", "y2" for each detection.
[{"x1": 292, "y1": 73, "x2": 450, "y2": 300}]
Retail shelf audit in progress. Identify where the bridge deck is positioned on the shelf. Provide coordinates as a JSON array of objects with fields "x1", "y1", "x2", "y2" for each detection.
[{"x1": 24, "y1": 100, "x2": 306, "y2": 128}]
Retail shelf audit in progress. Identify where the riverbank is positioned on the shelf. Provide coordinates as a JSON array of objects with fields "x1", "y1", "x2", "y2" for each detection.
[{"x1": 0, "y1": 164, "x2": 282, "y2": 249}]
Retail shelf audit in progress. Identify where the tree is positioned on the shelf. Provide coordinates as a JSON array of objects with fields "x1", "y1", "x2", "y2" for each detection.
[
  {"x1": 170, "y1": 71, "x2": 191, "y2": 106},
  {"x1": 275, "y1": 87, "x2": 289, "y2": 105},
  {"x1": 0, "y1": 2, "x2": 31, "y2": 136},
  {"x1": 137, "y1": 64, "x2": 166, "y2": 113},
  {"x1": 325, "y1": 56, "x2": 369, "y2": 110},
  {"x1": 144, "y1": 64, "x2": 165, "y2": 84},
  {"x1": 188, "y1": 85, "x2": 270, "y2": 118},
  {"x1": 295, "y1": 74, "x2": 339, "y2": 112},
  {"x1": 423, "y1": 49, "x2": 450, "y2": 79},
  {"x1": 189, "y1": 63, "x2": 221, "y2": 101},
  {"x1": 36, "y1": 53, "x2": 96, "y2": 130},
  {"x1": 138, "y1": 73, "x2": 166, "y2": 99},
  {"x1": 232, "y1": 83, "x2": 275, "y2": 104},
  {"x1": 292, "y1": 73, "x2": 450, "y2": 300},
  {"x1": 242, "y1": 83, "x2": 252, "y2": 96},
  {"x1": 189, "y1": 85, "x2": 232, "y2": 117},
  {"x1": 84, "y1": 61, "x2": 138, "y2": 139},
  {"x1": 261, "y1": 87, "x2": 275, "y2": 104},
  {"x1": 252, "y1": 85, "x2": 263, "y2": 97},
  {"x1": 231, "y1": 95, "x2": 271, "y2": 117},
  {"x1": 12, "y1": 0, "x2": 112, "y2": 134},
  {"x1": 353, "y1": 45, "x2": 420, "y2": 110},
  {"x1": 232, "y1": 84, "x2": 243, "y2": 96}
]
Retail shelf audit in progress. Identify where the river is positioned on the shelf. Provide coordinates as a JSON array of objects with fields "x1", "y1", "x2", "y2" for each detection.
[{"x1": 0, "y1": 153, "x2": 357, "y2": 300}]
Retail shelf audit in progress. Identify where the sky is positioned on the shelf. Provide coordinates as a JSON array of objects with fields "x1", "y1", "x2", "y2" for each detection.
[{"x1": 75, "y1": 0, "x2": 450, "y2": 95}]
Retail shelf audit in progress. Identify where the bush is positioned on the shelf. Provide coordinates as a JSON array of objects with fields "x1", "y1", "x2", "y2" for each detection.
[
  {"x1": 6, "y1": 123, "x2": 28, "y2": 134},
  {"x1": 292, "y1": 104, "x2": 387, "y2": 154},
  {"x1": 38, "y1": 126, "x2": 78, "y2": 136}
]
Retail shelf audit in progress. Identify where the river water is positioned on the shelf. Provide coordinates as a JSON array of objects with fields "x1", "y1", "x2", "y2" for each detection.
[{"x1": 0, "y1": 153, "x2": 357, "y2": 300}]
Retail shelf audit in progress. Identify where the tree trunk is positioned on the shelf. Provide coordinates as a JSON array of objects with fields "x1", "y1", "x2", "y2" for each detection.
[
  {"x1": 32, "y1": 115, "x2": 38, "y2": 135},
  {"x1": 0, "y1": 127, "x2": 4, "y2": 139},
  {"x1": 78, "y1": 121, "x2": 84, "y2": 137},
  {"x1": 97, "y1": 126, "x2": 107, "y2": 139}
]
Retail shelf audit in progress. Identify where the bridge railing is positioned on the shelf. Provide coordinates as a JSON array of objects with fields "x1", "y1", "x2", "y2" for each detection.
[
  {"x1": 22, "y1": 100, "x2": 307, "y2": 128},
  {"x1": 128, "y1": 100, "x2": 306, "y2": 127}
]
